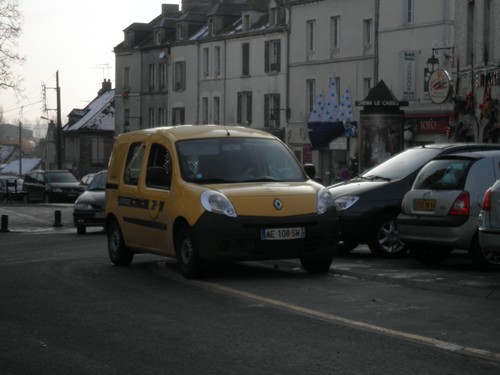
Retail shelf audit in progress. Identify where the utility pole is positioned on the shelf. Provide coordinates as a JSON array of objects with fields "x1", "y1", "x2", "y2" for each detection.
[{"x1": 56, "y1": 71, "x2": 62, "y2": 169}]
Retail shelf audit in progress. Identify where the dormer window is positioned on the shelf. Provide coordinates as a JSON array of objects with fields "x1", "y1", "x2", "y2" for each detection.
[
  {"x1": 176, "y1": 23, "x2": 185, "y2": 41},
  {"x1": 125, "y1": 30, "x2": 134, "y2": 47},
  {"x1": 243, "y1": 14, "x2": 251, "y2": 31},
  {"x1": 155, "y1": 30, "x2": 163, "y2": 46},
  {"x1": 209, "y1": 18, "x2": 217, "y2": 36},
  {"x1": 269, "y1": 6, "x2": 278, "y2": 26}
]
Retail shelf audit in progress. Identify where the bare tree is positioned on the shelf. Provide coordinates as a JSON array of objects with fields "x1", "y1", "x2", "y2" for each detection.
[{"x1": 0, "y1": 0, "x2": 24, "y2": 93}]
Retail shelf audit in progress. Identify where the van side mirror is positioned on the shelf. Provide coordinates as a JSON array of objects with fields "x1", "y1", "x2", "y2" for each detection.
[{"x1": 303, "y1": 164, "x2": 316, "y2": 180}]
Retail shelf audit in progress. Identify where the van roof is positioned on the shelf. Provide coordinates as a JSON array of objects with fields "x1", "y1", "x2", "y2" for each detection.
[{"x1": 117, "y1": 125, "x2": 278, "y2": 142}]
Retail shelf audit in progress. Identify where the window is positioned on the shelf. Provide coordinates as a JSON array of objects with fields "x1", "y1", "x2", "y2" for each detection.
[
  {"x1": 214, "y1": 96, "x2": 221, "y2": 124},
  {"x1": 149, "y1": 64, "x2": 156, "y2": 90},
  {"x1": 91, "y1": 138, "x2": 105, "y2": 164},
  {"x1": 467, "y1": 1, "x2": 475, "y2": 65},
  {"x1": 363, "y1": 18, "x2": 373, "y2": 53},
  {"x1": 146, "y1": 143, "x2": 171, "y2": 190},
  {"x1": 306, "y1": 79, "x2": 316, "y2": 114},
  {"x1": 242, "y1": 43, "x2": 250, "y2": 76},
  {"x1": 363, "y1": 78, "x2": 372, "y2": 98},
  {"x1": 237, "y1": 91, "x2": 252, "y2": 125},
  {"x1": 306, "y1": 20, "x2": 316, "y2": 56},
  {"x1": 270, "y1": 6, "x2": 278, "y2": 26},
  {"x1": 202, "y1": 97, "x2": 209, "y2": 124},
  {"x1": 172, "y1": 107, "x2": 185, "y2": 125},
  {"x1": 160, "y1": 63, "x2": 167, "y2": 91},
  {"x1": 214, "y1": 46, "x2": 221, "y2": 77},
  {"x1": 176, "y1": 24, "x2": 185, "y2": 41},
  {"x1": 405, "y1": 0, "x2": 415, "y2": 24},
  {"x1": 124, "y1": 108, "x2": 131, "y2": 132},
  {"x1": 265, "y1": 40, "x2": 281, "y2": 73},
  {"x1": 202, "y1": 47, "x2": 209, "y2": 78},
  {"x1": 243, "y1": 14, "x2": 251, "y2": 31},
  {"x1": 158, "y1": 108, "x2": 167, "y2": 126},
  {"x1": 484, "y1": 0, "x2": 492, "y2": 64},
  {"x1": 155, "y1": 30, "x2": 162, "y2": 45},
  {"x1": 330, "y1": 16, "x2": 341, "y2": 52},
  {"x1": 174, "y1": 61, "x2": 186, "y2": 91},
  {"x1": 124, "y1": 143, "x2": 146, "y2": 186},
  {"x1": 209, "y1": 18, "x2": 217, "y2": 36},
  {"x1": 148, "y1": 108, "x2": 155, "y2": 128},
  {"x1": 123, "y1": 67, "x2": 130, "y2": 89},
  {"x1": 264, "y1": 93, "x2": 281, "y2": 128}
]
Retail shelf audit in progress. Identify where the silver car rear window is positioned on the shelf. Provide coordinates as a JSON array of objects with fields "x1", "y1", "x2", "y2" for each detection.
[{"x1": 413, "y1": 159, "x2": 473, "y2": 190}]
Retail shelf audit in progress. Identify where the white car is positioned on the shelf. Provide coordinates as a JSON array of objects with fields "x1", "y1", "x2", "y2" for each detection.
[{"x1": 479, "y1": 179, "x2": 500, "y2": 257}]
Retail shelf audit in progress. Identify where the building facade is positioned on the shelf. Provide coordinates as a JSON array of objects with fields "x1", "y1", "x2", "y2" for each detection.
[{"x1": 113, "y1": 0, "x2": 469, "y2": 184}]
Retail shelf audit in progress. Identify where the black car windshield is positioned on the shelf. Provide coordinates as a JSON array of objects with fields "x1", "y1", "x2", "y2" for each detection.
[
  {"x1": 361, "y1": 148, "x2": 442, "y2": 181},
  {"x1": 177, "y1": 137, "x2": 306, "y2": 184},
  {"x1": 46, "y1": 172, "x2": 78, "y2": 183},
  {"x1": 87, "y1": 172, "x2": 107, "y2": 190}
]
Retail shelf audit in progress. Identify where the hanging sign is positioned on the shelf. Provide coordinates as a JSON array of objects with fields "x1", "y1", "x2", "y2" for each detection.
[{"x1": 428, "y1": 69, "x2": 451, "y2": 104}]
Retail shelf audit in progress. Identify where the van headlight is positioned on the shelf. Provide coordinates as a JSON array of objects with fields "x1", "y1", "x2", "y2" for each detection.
[
  {"x1": 318, "y1": 188, "x2": 334, "y2": 214},
  {"x1": 334, "y1": 195, "x2": 359, "y2": 211},
  {"x1": 201, "y1": 191, "x2": 237, "y2": 217}
]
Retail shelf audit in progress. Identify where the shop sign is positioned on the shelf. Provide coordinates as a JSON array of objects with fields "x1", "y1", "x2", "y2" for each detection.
[
  {"x1": 402, "y1": 51, "x2": 416, "y2": 101},
  {"x1": 405, "y1": 114, "x2": 449, "y2": 134},
  {"x1": 428, "y1": 69, "x2": 451, "y2": 104}
]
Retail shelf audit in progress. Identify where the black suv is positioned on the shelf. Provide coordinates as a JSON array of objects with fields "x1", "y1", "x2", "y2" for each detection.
[
  {"x1": 328, "y1": 143, "x2": 500, "y2": 257},
  {"x1": 23, "y1": 170, "x2": 82, "y2": 203}
]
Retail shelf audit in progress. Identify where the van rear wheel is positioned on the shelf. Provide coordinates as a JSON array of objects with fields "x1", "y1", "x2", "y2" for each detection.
[
  {"x1": 176, "y1": 226, "x2": 203, "y2": 278},
  {"x1": 107, "y1": 219, "x2": 133, "y2": 266}
]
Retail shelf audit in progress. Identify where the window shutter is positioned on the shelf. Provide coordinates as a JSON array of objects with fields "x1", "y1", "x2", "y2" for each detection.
[
  {"x1": 237, "y1": 92, "x2": 242, "y2": 124},
  {"x1": 264, "y1": 94, "x2": 269, "y2": 127},
  {"x1": 247, "y1": 92, "x2": 252, "y2": 124}
]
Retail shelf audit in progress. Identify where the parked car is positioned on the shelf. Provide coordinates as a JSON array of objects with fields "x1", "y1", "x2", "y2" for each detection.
[
  {"x1": 328, "y1": 143, "x2": 500, "y2": 257},
  {"x1": 397, "y1": 150, "x2": 500, "y2": 270},
  {"x1": 73, "y1": 170, "x2": 107, "y2": 234},
  {"x1": 79, "y1": 173, "x2": 97, "y2": 190},
  {"x1": 23, "y1": 169, "x2": 83, "y2": 203},
  {"x1": 0, "y1": 176, "x2": 25, "y2": 202},
  {"x1": 105, "y1": 125, "x2": 338, "y2": 278},
  {"x1": 478, "y1": 178, "x2": 500, "y2": 257}
]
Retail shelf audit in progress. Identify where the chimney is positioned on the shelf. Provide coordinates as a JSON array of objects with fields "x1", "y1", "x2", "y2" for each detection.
[{"x1": 98, "y1": 79, "x2": 112, "y2": 96}]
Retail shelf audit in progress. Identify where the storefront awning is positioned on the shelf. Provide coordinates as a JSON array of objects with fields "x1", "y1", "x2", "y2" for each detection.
[{"x1": 307, "y1": 121, "x2": 347, "y2": 150}]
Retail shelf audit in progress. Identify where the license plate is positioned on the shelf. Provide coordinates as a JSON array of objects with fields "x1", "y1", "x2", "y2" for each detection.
[
  {"x1": 260, "y1": 227, "x2": 305, "y2": 240},
  {"x1": 414, "y1": 199, "x2": 436, "y2": 211},
  {"x1": 95, "y1": 212, "x2": 105, "y2": 219}
]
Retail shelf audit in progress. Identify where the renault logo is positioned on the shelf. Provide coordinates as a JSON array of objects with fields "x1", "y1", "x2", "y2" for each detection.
[{"x1": 273, "y1": 198, "x2": 283, "y2": 210}]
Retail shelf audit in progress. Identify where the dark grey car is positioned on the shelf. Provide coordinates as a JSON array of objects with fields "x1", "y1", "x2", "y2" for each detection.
[
  {"x1": 23, "y1": 170, "x2": 82, "y2": 203},
  {"x1": 73, "y1": 170, "x2": 107, "y2": 234}
]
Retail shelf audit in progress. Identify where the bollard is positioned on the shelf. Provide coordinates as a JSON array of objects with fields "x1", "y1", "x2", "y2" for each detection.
[
  {"x1": 1, "y1": 215, "x2": 10, "y2": 232},
  {"x1": 53, "y1": 210, "x2": 63, "y2": 227}
]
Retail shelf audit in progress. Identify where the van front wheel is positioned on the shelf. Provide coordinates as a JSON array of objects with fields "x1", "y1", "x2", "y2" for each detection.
[
  {"x1": 176, "y1": 226, "x2": 203, "y2": 279},
  {"x1": 300, "y1": 253, "x2": 333, "y2": 274}
]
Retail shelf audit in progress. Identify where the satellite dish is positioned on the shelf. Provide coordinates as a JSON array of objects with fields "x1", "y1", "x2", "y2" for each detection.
[{"x1": 159, "y1": 51, "x2": 166, "y2": 59}]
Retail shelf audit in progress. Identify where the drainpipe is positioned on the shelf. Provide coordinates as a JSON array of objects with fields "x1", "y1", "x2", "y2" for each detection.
[{"x1": 374, "y1": 0, "x2": 380, "y2": 84}]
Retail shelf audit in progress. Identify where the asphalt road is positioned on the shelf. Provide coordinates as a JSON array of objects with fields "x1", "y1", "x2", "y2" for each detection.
[{"x1": 1, "y1": 229, "x2": 500, "y2": 374}]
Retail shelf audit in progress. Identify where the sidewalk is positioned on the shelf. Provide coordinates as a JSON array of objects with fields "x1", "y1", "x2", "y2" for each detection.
[{"x1": 0, "y1": 203, "x2": 75, "y2": 233}]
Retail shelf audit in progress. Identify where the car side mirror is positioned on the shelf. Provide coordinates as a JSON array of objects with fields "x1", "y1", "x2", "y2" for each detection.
[{"x1": 303, "y1": 164, "x2": 316, "y2": 180}]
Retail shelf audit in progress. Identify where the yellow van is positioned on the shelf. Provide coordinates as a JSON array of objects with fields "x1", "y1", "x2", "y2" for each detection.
[{"x1": 105, "y1": 125, "x2": 338, "y2": 278}]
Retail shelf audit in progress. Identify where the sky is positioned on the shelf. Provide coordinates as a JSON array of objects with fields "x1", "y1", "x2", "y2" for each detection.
[{"x1": 0, "y1": 0, "x2": 181, "y2": 133}]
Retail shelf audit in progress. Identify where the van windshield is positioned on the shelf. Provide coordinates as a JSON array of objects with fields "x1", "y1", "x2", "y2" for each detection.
[{"x1": 177, "y1": 137, "x2": 306, "y2": 183}]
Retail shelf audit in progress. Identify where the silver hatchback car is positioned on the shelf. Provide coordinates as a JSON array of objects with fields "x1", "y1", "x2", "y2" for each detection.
[
  {"x1": 397, "y1": 150, "x2": 500, "y2": 270},
  {"x1": 479, "y1": 178, "x2": 500, "y2": 256}
]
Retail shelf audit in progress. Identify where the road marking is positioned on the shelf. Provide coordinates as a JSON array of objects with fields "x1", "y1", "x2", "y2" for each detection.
[{"x1": 155, "y1": 263, "x2": 500, "y2": 363}]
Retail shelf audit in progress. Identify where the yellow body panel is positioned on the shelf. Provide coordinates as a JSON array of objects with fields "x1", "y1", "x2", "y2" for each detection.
[{"x1": 105, "y1": 125, "x2": 330, "y2": 260}]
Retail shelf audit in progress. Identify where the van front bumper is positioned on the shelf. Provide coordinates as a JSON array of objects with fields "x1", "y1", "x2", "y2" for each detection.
[{"x1": 190, "y1": 210, "x2": 339, "y2": 261}]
